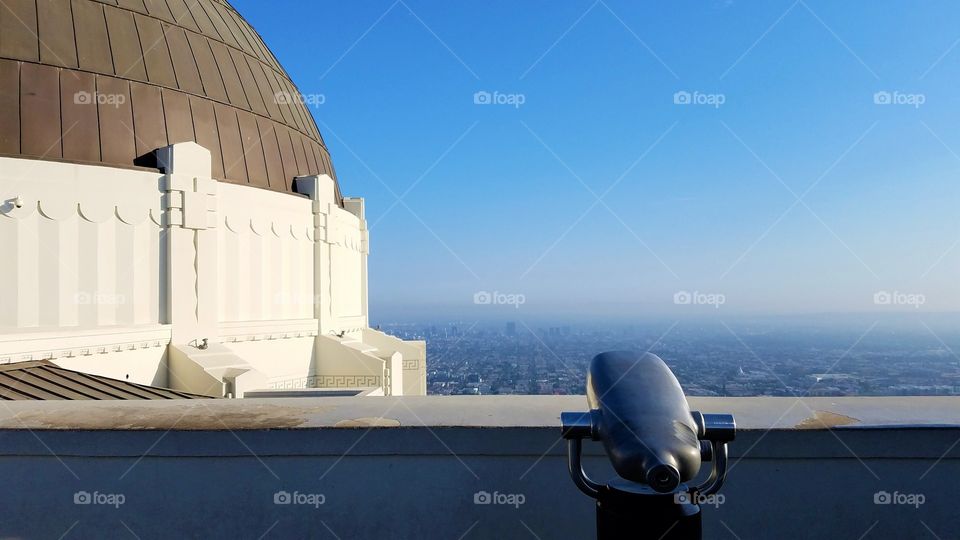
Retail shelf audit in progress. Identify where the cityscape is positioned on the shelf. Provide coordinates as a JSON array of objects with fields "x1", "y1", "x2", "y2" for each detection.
[{"x1": 379, "y1": 316, "x2": 960, "y2": 397}]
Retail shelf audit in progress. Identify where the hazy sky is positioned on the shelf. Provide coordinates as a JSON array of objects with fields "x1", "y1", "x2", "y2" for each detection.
[{"x1": 234, "y1": 0, "x2": 960, "y2": 320}]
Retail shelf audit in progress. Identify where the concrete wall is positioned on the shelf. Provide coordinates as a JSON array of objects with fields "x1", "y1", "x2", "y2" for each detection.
[{"x1": 0, "y1": 396, "x2": 955, "y2": 539}]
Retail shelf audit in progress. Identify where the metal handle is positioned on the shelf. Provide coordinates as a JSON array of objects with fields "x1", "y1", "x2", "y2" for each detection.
[
  {"x1": 693, "y1": 441, "x2": 728, "y2": 497},
  {"x1": 567, "y1": 438, "x2": 602, "y2": 499}
]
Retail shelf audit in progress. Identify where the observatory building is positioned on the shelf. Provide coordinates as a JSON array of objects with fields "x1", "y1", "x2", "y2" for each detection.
[{"x1": 0, "y1": 0, "x2": 425, "y2": 397}]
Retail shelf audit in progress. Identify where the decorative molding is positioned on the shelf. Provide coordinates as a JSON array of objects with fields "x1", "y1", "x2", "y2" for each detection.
[
  {"x1": 0, "y1": 156, "x2": 163, "y2": 225},
  {"x1": 0, "y1": 339, "x2": 167, "y2": 364},
  {"x1": 326, "y1": 209, "x2": 364, "y2": 252},
  {"x1": 333, "y1": 316, "x2": 368, "y2": 334},
  {"x1": 1, "y1": 198, "x2": 165, "y2": 228},
  {"x1": 161, "y1": 174, "x2": 218, "y2": 230},
  {"x1": 269, "y1": 374, "x2": 382, "y2": 389},
  {"x1": 221, "y1": 214, "x2": 313, "y2": 240},
  {"x1": 218, "y1": 319, "x2": 319, "y2": 343},
  {"x1": 221, "y1": 331, "x2": 319, "y2": 344},
  {"x1": 0, "y1": 326, "x2": 172, "y2": 364},
  {"x1": 217, "y1": 181, "x2": 313, "y2": 241}
]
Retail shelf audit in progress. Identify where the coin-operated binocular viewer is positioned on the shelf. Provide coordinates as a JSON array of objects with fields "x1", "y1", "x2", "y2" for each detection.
[{"x1": 561, "y1": 352, "x2": 735, "y2": 540}]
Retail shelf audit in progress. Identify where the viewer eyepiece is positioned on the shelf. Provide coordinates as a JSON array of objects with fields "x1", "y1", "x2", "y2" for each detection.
[
  {"x1": 646, "y1": 464, "x2": 681, "y2": 493},
  {"x1": 561, "y1": 351, "x2": 736, "y2": 539}
]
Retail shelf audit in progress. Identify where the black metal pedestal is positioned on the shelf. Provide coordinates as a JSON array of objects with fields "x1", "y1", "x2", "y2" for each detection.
[{"x1": 596, "y1": 485, "x2": 701, "y2": 540}]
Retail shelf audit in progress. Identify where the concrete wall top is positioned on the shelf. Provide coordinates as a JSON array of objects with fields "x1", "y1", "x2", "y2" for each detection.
[{"x1": 0, "y1": 395, "x2": 957, "y2": 432}]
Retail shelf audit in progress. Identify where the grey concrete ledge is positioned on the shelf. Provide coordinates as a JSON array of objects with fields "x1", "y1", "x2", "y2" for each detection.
[
  {"x1": 0, "y1": 395, "x2": 957, "y2": 431},
  {"x1": 0, "y1": 396, "x2": 956, "y2": 462},
  {"x1": 0, "y1": 396, "x2": 956, "y2": 540}
]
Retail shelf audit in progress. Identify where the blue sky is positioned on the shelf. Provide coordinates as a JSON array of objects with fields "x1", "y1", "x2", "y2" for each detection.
[{"x1": 234, "y1": 0, "x2": 960, "y2": 320}]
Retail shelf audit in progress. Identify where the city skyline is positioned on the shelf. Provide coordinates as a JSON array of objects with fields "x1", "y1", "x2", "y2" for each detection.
[{"x1": 382, "y1": 316, "x2": 960, "y2": 397}]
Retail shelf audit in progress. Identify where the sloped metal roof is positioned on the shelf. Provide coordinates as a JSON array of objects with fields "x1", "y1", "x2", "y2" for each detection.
[{"x1": 0, "y1": 360, "x2": 211, "y2": 400}]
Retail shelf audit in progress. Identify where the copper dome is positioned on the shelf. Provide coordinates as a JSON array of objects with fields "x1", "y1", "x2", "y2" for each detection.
[{"x1": 0, "y1": 0, "x2": 340, "y2": 199}]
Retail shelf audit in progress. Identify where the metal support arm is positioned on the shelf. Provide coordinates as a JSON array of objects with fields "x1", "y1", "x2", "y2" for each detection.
[{"x1": 567, "y1": 438, "x2": 602, "y2": 499}]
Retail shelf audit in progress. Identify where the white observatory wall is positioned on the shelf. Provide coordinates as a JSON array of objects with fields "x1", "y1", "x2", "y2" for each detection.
[
  {"x1": 331, "y1": 244, "x2": 362, "y2": 318},
  {"x1": 327, "y1": 205, "x2": 366, "y2": 330},
  {"x1": 0, "y1": 158, "x2": 165, "y2": 330},
  {"x1": 216, "y1": 183, "x2": 315, "y2": 323},
  {"x1": 212, "y1": 184, "x2": 372, "y2": 388},
  {"x1": 0, "y1": 147, "x2": 422, "y2": 396},
  {"x1": 0, "y1": 157, "x2": 169, "y2": 384}
]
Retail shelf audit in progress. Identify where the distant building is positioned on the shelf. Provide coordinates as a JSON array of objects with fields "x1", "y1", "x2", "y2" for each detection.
[{"x1": 0, "y1": 0, "x2": 425, "y2": 398}]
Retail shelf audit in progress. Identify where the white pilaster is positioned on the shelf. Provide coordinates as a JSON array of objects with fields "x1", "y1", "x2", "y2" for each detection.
[
  {"x1": 344, "y1": 197, "x2": 369, "y2": 322},
  {"x1": 295, "y1": 174, "x2": 338, "y2": 335},
  {"x1": 157, "y1": 143, "x2": 219, "y2": 345}
]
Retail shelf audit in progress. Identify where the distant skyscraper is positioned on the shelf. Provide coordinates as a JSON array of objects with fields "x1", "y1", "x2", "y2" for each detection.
[{"x1": 506, "y1": 322, "x2": 517, "y2": 336}]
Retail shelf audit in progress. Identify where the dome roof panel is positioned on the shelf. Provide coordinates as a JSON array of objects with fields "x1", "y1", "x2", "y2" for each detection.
[{"x1": 0, "y1": 0, "x2": 340, "y2": 201}]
